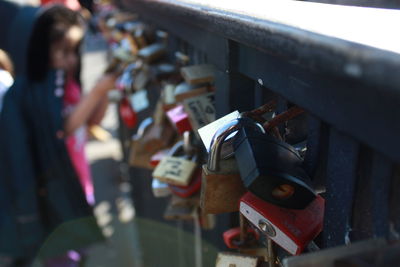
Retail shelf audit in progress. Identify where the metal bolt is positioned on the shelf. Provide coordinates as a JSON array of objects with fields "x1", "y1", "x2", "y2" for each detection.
[{"x1": 258, "y1": 219, "x2": 276, "y2": 237}]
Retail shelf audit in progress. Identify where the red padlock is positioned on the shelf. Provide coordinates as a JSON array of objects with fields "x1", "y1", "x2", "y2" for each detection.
[
  {"x1": 168, "y1": 167, "x2": 202, "y2": 198},
  {"x1": 223, "y1": 226, "x2": 259, "y2": 249},
  {"x1": 149, "y1": 149, "x2": 170, "y2": 167},
  {"x1": 166, "y1": 104, "x2": 192, "y2": 134},
  {"x1": 119, "y1": 97, "x2": 137, "y2": 128},
  {"x1": 239, "y1": 192, "x2": 324, "y2": 255}
]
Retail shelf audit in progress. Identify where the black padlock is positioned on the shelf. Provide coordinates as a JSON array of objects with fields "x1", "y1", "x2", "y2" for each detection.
[{"x1": 233, "y1": 120, "x2": 316, "y2": 209}]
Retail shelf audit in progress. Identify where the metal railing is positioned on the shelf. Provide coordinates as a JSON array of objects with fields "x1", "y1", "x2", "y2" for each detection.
[{"x1": 120, "y1": 0, "x2": 400, "y2": 252}]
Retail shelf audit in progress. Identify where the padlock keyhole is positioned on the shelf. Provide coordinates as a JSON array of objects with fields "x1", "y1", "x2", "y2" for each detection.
[
  {"x1": 258, "y1": 219, "x2": 276, "y2": 237},
  {"x1": 272, "y1": 184, "x2": 295, "y2": 200}
]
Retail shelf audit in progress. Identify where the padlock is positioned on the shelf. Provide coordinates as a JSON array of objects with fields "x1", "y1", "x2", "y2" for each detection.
[
  {"x1": 183, "y1": 92, "x2": 216, "y2": 132},
  {"x1": 174, "y1": 82, "x2": 209, "y2": 103},
  {"x1": 240, "y1": 191, "x2": 324, "y2": 255},
  {"x1": 137, "y1": 43, "x2": 166, "y2": 63},
  {"x1": 216, "y1": 252, "x2": 264, "y2": 267},
  {"x1": 129, "y1": 117, "x2": 176, "y2": 169},
  {"x1": 223, "y1": 227, "x2": 259, "y2": 249},
  {"x1": 168, "y1": 131, "x2": 202, "y2": 197},
  {"x1": 163, "y1": 199, "x2": 197, "y2": 221},
  {"x1": 180, "y1": 64, "x2": 216, "y2": 85},
  {"x1": 233, "y1": 121, "x2": 316, "y2": 209},
  {"x1": 119, "y1": 97, "x2": 137, "y2": 128},
  {"x1": 166, "y1": 104, "x2": 192, "y2": 134},
  {"x1": 200, "y1": 118, "x2": 264, "y2": 214},
  {"x1": 152, "y1": 141, "x2": 198, "y2": 186},
  {"x1": 152, "y1": 178, "x2": 171, "y2": 198},
  {"x1": 142, "y1": 117, "x2": 176, "y2": 153},
  {"x1": 168, "y1": 167, "x2": 202, "y2": 198}
]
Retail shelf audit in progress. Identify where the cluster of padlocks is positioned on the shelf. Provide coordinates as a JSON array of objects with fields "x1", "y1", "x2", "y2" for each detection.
[{"x1": 104, "y1": 14, "x2": 325, "y2": 267}]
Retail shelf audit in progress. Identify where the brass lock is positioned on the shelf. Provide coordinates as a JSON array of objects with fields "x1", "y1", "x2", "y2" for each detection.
[{"x1": 200, "y1": 118, "x2": 264, "y2": 214}]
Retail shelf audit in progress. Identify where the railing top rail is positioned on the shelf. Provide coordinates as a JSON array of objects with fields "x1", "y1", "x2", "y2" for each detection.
[{"x1": 123, "y1": 0, "x2": 400, "y2": 89}]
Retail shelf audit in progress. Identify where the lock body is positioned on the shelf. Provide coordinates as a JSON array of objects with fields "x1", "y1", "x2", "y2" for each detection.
[
  {"x1": 200, "y1": 157, "x2": 246, "y2": 214},
  {"x1": 152, "y1": 156, "x2": 197, "y2": 186},
  {"x1": 240, "y1": 192, "x2": 324, "y2": 255},
  {"x1": 233, "y1": 126, "x2": 316, "y2": 209},
  {"x1": 129, "y1": 118, "x2": 176, "y2": 169}
]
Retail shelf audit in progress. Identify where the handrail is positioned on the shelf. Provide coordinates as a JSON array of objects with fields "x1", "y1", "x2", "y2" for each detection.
[{"x1": 122, "y1": 0, "x2": 400, "y2": 90}]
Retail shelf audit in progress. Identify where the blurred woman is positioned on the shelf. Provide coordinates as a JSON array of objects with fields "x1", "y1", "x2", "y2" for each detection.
[{"x1": 0, "y1": 4, "x2": 119, "y2": 266}]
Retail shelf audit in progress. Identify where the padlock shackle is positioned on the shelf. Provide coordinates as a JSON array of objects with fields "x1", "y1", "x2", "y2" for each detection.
[
  {"x1": 207, "y1": 118, "x2": 264, "y2": 172},
  {"x1": 168, "y1": 140, "x2": 184, "y2": 156},
  {"x1": 183, "y1": 131, "x2": 196, "y2": 156},
  {"x1": 134, "y1": 117, "x2": 153, "y2": 139}
]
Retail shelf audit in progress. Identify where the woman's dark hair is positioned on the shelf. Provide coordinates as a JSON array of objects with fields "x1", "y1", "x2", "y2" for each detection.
[{"x1": 27, "y1": 5, "x2": 84, "y2": 82}]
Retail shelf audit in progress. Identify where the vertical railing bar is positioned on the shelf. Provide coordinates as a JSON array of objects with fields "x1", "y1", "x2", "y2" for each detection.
[
  {"x1": 370, "y1": 153, "x2": 392, "y2": 238},
  {"x1": 323, "y1": 128, "x2": 360, "y2": 247}
]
